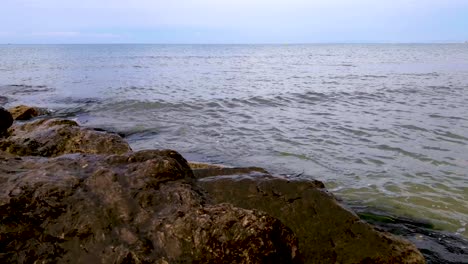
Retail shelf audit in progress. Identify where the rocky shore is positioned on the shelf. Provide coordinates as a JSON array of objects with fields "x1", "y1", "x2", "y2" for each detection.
[{"x1": 0, "y1": 106, "x2": 426, "y2": 263}]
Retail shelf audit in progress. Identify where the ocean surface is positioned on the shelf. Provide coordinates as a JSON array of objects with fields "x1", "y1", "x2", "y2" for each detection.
[{"x1": 1, "y1": 44, "x2": 467, "y2": 239}]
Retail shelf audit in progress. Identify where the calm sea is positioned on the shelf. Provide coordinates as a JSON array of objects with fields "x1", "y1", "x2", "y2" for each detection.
[{"x1": 1, "y1": 44, "x2": 467, "y2": 237}]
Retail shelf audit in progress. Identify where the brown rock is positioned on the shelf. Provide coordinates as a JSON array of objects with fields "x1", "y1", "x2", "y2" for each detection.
[
  {"x1": 8, "y1": 105, "x2": 48, "y2": 120},
  {"x1": 0, "y1": 150, "x2": 300, "y2": 263},
  {"x1": 0, "y1": 116, "x2": 426, "y2": 263},
  {"x1": 0, "y1": 118, "x2": 131, "y2": 156},
  {"x1": 197, "y1": 171, "x2": 425, "y2": 264}
]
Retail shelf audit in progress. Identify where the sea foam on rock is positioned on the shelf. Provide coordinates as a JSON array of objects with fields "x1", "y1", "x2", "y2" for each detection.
[{"x1": 0, "y1": 106, "x2": 425, "y2": 263}]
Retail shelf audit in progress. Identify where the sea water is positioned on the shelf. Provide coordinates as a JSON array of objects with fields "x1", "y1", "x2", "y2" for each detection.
[{"x1": 0, "y1": 44, "x2": 467, "y2": 237}]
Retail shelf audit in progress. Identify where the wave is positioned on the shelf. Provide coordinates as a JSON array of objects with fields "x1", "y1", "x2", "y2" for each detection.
[{"x1": 1, "y1": 84, "x2": 53, "y2": 95}]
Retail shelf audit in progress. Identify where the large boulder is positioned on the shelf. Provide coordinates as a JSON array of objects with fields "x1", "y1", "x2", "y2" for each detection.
[
  {"x1": 196, "y1": 170, "x2": 425, "y2": 264},
  {"x1": 0, "y1": 107, "x2": 13, "y2": 136},
  {"x1": 0, "y1": 150, "x2": 300, "y2": 263},
  {"x1": 0, "y1": 118, "x2": 131, "y2": 156}
]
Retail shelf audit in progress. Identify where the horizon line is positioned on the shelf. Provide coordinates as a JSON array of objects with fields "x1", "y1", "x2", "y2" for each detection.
[{"x1": 0, "y1": 41, "x2": 466, "y2": 45}]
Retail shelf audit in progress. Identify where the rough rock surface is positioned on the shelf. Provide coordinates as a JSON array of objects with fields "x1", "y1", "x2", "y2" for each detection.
[
  {"x1": 196, "y1": 170, "x2": 425, "y2": 264},
  {"x1": 0, "y1": 118, "x2": 131, "y2": 156},
  {"x1": 0, "y1": 150, "x2": 300, "y2": 263},
  {"x1": 8, "y1": 105, "x2": 48, "y2": 120},
  {"x1": 0, "y1": 108, "x2": 14, "y2": 136}
]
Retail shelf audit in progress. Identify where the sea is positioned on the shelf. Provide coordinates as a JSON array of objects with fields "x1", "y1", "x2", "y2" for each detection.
[{"x1": 0, "y1": 44, "x2": 467, "y2": 251}]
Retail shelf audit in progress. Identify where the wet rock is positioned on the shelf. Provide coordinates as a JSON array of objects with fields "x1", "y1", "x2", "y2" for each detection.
[
  {"x1": 0, "y1": 150, "x2": 300, "y2": 263},
  {"x1": 0, "y1": 116, "x2": 425, "y2": 263},
  {"x1": 356, "y1": 209, "x2": 468, "y2": 264},
  {"x1": 0, "y1": 107, "x2": 13, "y2": 136},
  {"x1": 0, "y1": 118, "x2": 131, "y2": 156},
  {"x1": 197, "y1": 172, "x2": 425, "y2": 264},
  {"x1": 8, "y1": 105, "x2": 48, "y2": 120}
]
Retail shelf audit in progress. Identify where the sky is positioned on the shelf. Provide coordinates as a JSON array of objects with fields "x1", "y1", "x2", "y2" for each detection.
[{"x1": 1, "y1": 0, "x2": 467, "y2": 44}]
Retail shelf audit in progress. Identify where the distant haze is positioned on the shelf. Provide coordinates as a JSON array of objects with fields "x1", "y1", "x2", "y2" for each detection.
[{"x1": 1, "y1": 0, "x2": 468, "y2": 44}]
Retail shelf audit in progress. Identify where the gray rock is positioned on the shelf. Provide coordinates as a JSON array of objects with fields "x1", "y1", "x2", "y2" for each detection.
[{"x1": 0, "y1": 150, "x2": 300, "y2": 263}]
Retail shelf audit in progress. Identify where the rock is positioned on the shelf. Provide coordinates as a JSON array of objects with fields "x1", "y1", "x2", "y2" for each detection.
[
  {"x1": 8, "y1": 105, "x2": 48, "y2": 120},
  {"x1": 197, "y1": 171, "x2": 425, "y2": 264},
  {"x1": 0, "y1": 107, "x2": 13, "y2": 135},
  {"x1": 0, "y1": 150, "x2": 300, "y2": 263},
  {"x1": 0, "y1": 118, "x2": 131, "y2": 156},
  {"x1": 356, "y1": 209, "x2": 468, "y2": 264},
  {"x1": 0, "y1": 116, "x2": 426, "y2": 263}
]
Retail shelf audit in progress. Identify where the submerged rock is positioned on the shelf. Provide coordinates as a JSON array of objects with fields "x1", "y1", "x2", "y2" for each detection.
[
  {"x1": 0, "y1": 107, "x2": 13, "y2": 135},
  {"x1": 0, "y1": 118, "x2": 131, "y2": 156},
  {"x1": 8, "y1": 105, "x2": 48, "y2": 120},
  {"x1": 356, "y1": 209, "x2": 468, "y2": 264},
  {"x1": 0, "y1": 150, "x2": 300, "y2": 263},
  {"x1": 197, "y1": 169, "x2": 425, "y2": 264}
]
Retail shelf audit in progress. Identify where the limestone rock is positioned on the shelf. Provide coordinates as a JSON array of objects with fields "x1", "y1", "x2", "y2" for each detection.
[
  {"x1": 0, "y1": 118, "x2": 131, "y2": 156},
  {"x1": 0, "y1": 150, "x2": 300, "y2": 263},
  {"x1": 197, "y1": 171, "x2": 425, "y2": 264},
  {"x1": 8, "y1": 105, "x2": 48, "y2": 120}
]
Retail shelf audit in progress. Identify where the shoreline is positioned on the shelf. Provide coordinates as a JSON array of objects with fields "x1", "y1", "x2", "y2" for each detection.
[
  {"x1": 1, "y1": 104, "x2": 467, "y2": 262},
  {"x1": 0, "y1": 105, "x2": 428, "y2": 263}
]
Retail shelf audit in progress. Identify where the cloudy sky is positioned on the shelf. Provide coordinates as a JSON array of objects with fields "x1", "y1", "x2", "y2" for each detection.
[{"x1": 1, "y1": 0, "x2": 467, "y2": 43}]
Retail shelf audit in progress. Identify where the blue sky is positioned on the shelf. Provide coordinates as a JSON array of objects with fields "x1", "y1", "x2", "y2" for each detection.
[{"x1": 1, "y1": 0, "x2": 467, "y2": 44}]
